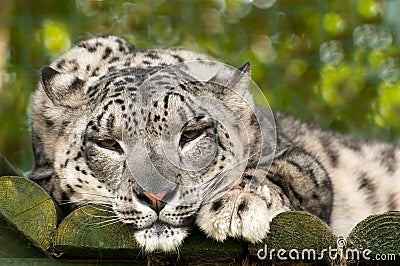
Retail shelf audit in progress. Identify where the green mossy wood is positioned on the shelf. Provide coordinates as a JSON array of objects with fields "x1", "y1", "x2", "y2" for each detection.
[
  {"x1": 53, "y1": 204, "x2": 243, "y2": 260},
  {"x1": 248, "y1": 211, "x2": 338, "y2": 262},
  {"x1": 53, "y1": 204, "x2": 140, "y2": 258},
  {"x1": 1, "y1": 155, "x2": 400, "y2": 264},
  {"x1": 0, "y1": 176, "x2": 58, "y2": 252},
  {"x1": 348, "y1": 211, "x2": 400, "y2": 258}
]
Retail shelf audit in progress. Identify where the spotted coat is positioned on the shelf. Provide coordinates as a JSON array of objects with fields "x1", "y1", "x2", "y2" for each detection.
[{"x1": 29, "y1": 35, "x2": 400, "y2": 252}]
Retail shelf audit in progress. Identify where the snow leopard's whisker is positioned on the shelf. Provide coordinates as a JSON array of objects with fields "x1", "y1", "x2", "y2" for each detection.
[
  {"x1": 58, "y1": 199, "x2": 113, "y2": 207},
  {"x1": 201, "y1": 174, "x2": 224, "y2": 201},
  {"x1": 58, "y1": 199, "x2": 110, "y2": 205},
  {"x1": 85, "y1": 204, "x2": 116, "y2": 214},
  {"x1": 74, "y1": 192, "x2": 114, "y2": 199},
  {"x1": 72, "y1": 202, "x2": 116, "y2": 214},
  {"x1": 79, "y1": 208, "x2": 119, "y2": 219},
  {"x1": 174, "y1": 242, "x2": 182, "y2": 260},
  {"x1": 79, "y1": 218, "x2": 122, "y2": 228}
]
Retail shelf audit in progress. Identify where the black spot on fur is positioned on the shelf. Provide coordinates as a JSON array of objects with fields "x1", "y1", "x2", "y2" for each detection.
[
  {"x1": 173, "y1": 54, "x2": 184, "y2": 63},
  {"x1": 56, "y1": 59, "x2": 66, "y2": 69},
  {"x1": 87, "y1": 46, "x2": 96, "y2": 53},
  {"x1": 238, "y1": 201, "x2": 248, "y2": 212},
  {"x1": 388, "y1": 193, "x2": 398, "y2": 210},
  {"x1": 107, "y1": 114, "x2": 115, "y2": 130},
  {"x1": 243, "y1": 175, "x2": 253, "y2": 180},
  {"x1": 327, "y1": 148, "x2": 339, "y2": 167},
  {"x1": 91, "y1": 124, "x2": 99, "y2": 132},
  {"x1": 358, "y1": 172, "x2": 377, "y2": 207},
  {"x1": 146, "y1": 51, "x2": 160, "y2": 59},
  {"x1": 381, "y1": 146, "x2": 397, "y2": 173},
  {"x1": 45, "y1": 119, "x2": 54, "y2": 127},
  {"x1": 91, "y1": 67, "x2": 100, "y2": 77},
  {"x1": 154, "y1": 115, "x2": 161, "y2": 122},
  {"x1": 341, "y1": 137, "x2": 362, "y2": 152},
  {"x1": 358, "y1": 173, "x2": 374, "y2": 192},
  {"x1": 319, "y1": 135, "x2": 339, "y2": 167},
  {"x1": 68, "y1": 59, "x2": 79, "y2": 71},
  {"x1": 66, "y1": 184, "x2": 75, "y2": 193},
  {"x1": 109, "y1": 57, "x2": 120, "y2": 64},
  {"x1": 102, "y1": 47, "x2": 112, "y2": 59},
  {"x1": 73, "y1": 152, "x2": 82, "y2": 160},
  {"x1": 114, "y1": 99, "x2": 124, "y2": 105},
  {"x1": 163, "y1": 94, "x2": 170, "y2": 108},
  {"x1": 211, "y1": 199, "x2": 223, "y2": 212}
]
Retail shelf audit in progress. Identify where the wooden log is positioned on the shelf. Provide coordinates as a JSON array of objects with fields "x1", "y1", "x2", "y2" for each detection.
[
  {"x1": 54, "y1": 206, "x2": 338, "y2": 263},
  {"x1": 248, "y1": 211, "x2": 337, "y2": 263},
  {"x1": 53, "y1": 204, "x2": 243, "y2": 261},
  {"x1": 1, "y1": 160, "x2": 398, "y2": 264},
  {"x1": 0, "y1": 218, "x2": 47, "y2": 259},
  {"x1": 348, "y1": 211, "x2": 400, "y2": 259},
  {"x1": 53, "y1": 204, "x2": 140, "y2": 259},
  {"x1": 0, "y1": 176, "x2": 58, "y2": 252}
]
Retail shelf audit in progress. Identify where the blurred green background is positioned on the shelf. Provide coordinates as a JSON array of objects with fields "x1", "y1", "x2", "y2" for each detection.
[{"x1": 1, "y1": 0, "x2": 400, "y2": 172}]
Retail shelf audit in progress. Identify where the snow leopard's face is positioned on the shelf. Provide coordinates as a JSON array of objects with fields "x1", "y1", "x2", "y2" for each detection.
[
  {"x1": 85, "y1": 63, "x2": 255, "y2": 252},
  {"x1": 31, "y1": 43, "x2": 274, "y2": 252}
]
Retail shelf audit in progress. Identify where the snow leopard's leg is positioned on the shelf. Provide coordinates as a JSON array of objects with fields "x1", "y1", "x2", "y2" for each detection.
[
  {"x1": 266, "y1": 146, "x2": 333, "y2": 223},
  {"x1": 196, "y1": 145, "x2": 333, "y2": 242}
]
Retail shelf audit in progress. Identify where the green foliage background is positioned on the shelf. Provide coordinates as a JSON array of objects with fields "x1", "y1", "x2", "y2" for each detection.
[{"x1": 1, "y1": 0, "x2": 400, "y2": 171}]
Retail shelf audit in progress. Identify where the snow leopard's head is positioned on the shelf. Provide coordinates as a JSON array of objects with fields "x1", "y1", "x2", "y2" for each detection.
[{"x1": 29, "y1": 36, "x2": 275, "y2": 252}]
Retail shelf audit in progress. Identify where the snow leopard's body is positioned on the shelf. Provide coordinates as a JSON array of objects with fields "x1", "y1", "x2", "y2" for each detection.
[{"x1": 29, "y1": 35, "x2": 400, "y2": 252}]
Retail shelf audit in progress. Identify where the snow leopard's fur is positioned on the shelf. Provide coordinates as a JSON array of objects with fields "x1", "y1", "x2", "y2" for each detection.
[{"x1": 29, "y1": 35, "x2": 400, "y2": 252}]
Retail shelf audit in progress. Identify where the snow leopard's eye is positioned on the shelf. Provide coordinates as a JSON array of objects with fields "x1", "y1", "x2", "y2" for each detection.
[
  {"x1": 179, "y1": 129, "x2": 203, "y2": 146},
  {"x1": 95, "y1": 139, "x2": 123, "y2": 153}
]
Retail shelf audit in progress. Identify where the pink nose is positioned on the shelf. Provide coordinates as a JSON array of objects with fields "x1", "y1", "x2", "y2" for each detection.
[{"x1": 139, "y1": 191, "x2": 167, "y2": 213}]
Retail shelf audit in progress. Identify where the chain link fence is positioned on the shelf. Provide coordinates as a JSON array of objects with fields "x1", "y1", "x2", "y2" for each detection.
[{"x1": 0, "y1": 0, "x2": 399, "y2": 171}]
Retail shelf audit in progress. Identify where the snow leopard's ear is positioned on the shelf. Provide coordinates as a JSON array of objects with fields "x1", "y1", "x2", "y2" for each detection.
[
  {"x1": 232, "y1": 61, "x2": 253, "y2": 102},
  {"x1": 40, "y1": 66, "x2": 87, "y2": 107},
  {"x1": 209, "y1": 61, "x2": 255, "y2": 107},
  {"x1": 211, "y1": 61, "x2": 254, "y2": 102}
]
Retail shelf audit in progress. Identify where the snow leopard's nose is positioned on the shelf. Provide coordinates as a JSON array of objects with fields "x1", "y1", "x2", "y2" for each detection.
[{"x1": 138, "y1": 191, "x2": 169, "y2": 213}]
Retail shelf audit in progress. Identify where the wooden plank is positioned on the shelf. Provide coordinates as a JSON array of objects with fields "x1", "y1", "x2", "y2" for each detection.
[
  {"x1": 1, "y1": 159, "x2": 398, "y2": 264},
  {"x1": 0, "y1": 218, "x2": 46, "y2": 258},
  {"x1": 348, "y1": 211, "x2": 400, "y2": 259},
  {"x1": 53, "y1": 204, "x2": 243, "y2": 261},
  {"x1": 0, "y1": 176, "x2": 58, "y2": 252},
  {"x1": 53, "y1": 204, "x2": 140, "y2": 259},
  {"x1": 248, "y1": 211, "x2": 337, "y2": 263}
]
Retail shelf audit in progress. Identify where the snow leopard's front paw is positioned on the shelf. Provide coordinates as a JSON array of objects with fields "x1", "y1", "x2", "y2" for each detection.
[{"x1": 196, "y1": 185, "x2": 286, "y2": 243}]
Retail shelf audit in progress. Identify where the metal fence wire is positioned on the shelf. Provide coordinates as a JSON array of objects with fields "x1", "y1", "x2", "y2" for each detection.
[{"x1": 0, "y1": 0, "x2": 399, "y2": 171}]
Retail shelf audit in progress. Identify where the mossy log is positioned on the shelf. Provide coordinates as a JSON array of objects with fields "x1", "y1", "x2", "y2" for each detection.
[
  {"x1": 348, "y1": 211, "x2": 400, "y2": 260},
  {"x1": 248, "y1": 211, "x2": 337, "y2": 262},
  {"x1": 0, "y1": 176, "x2": 58, "y2": 252},
  {"x1": 1, "y1": 155, "x2": 400, "y2": 264}
]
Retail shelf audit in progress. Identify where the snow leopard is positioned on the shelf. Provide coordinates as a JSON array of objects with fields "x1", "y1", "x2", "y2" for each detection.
[{"x1": 29, "y1": 35, "x2": 400, "y2": 252}]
